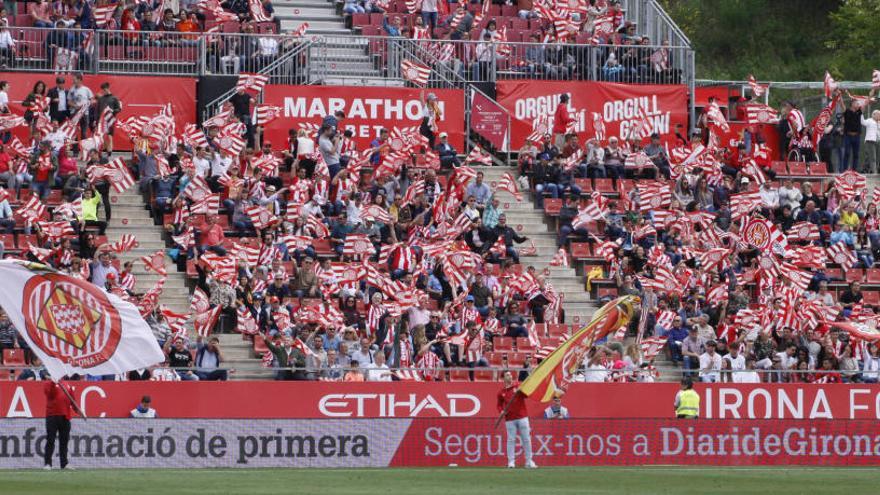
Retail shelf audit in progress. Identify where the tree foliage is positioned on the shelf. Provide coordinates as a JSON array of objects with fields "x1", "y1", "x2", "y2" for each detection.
[{"x1": 659, "y1": 0, "x2": 870, "y2": 81}]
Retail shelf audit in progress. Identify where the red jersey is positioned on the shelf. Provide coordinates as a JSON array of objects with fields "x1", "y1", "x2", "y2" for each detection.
[
  {"x1": 552, "y1": 103, "x2": 572, "y2": 134},
  {"x1": 44, "y1": 381, "x2": 73, "y2": 419},
  {"x1": 497, "y1": 382, "x2": 528, "y2": 421}
]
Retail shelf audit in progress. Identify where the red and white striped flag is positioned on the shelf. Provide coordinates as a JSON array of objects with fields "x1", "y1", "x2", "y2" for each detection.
[
  {"x1": 141, "y1": 250, "x2": 168, "y2": 276},
  {"x1": 824, "y1": 71, "x2": 838, "y2": 99},
  {"x1": 827, "y1": 242, "x2": 857, "y2": 271},
  {"x1": 248, "y1": 0, "x2": 272, "y2": 21},
  {"x1": 743, "y1": 104, "x2": 779, "y2": 124},
  {"x1": 360, "y1": 204, "x2": 394, "y2": 224},
  {"x1": 105, "y1": 157, "x2": 136, "y2": 193},
  {"x1": 254, "y1": 105, "x2": 283, "y2": 126},
  {"x1": 401, "y1": 59, "x2": 432, "y2": 87},
  {"x1": 236, "y1": 73, "x2": 269, "y2": 94},
  {"x1": 495, "y1": 172, "x2": 522, "y2": 201},
  {"x1": 786, "y1": 222, "x2": 820, "y2": 242},
  {"x1": 214, "y1": 128, "x2": 246, "y2": 157},
  {"x1": 36, "y1": 221, "x2": 75, "y2": 241},
  {"x1": 549, "y1": 248, "x2": 569, "y2": 267},
  {"x1": 171, "y1": 229, "x2": 195, "y2": 250},
  {"x1": 160, "y1": 306, "x2": 189, "y2": 340},
  {"x1": 400, "y1": 180, "x2": 425, "y2": 207},
  {"x1": 747, "y1": 74, "x2": 766, "y2": 97},
  {"x1": 342, "y1": 234, "x2": 374, "y2": 260},
  {"x1": 290, "y1": 22, "x2": 309, "y2": 38},
  {"x1": 109, "y1": 234, "x2": 137, "y2": 254},
  {"x1": 698, "y1": 247, "x2": 730, "y2": 272},
  {"x1": 707, "y1": 284, "x2": 728, "y2": 303},
  {"x1": 640, "y1": 336, "x2": 667, "y2": 362},
  {"x1": 190, "y1": 194, "x2": 220, "y2": 216},
  {"x1": 244, "y1": 204, "x2": 277, "y2": 230},
  {"x1": 873, "y1": 69, "x2": 880, "y2": 90},
  {"x1": 191, "y1": 286, "x2": 222, "y2": 338},
  {"x1": 182, "y1": 123, "x2": 208, "y2": 149},
  {"x1": 17, "y1": 195, "x2": 47, "y2": 223},
  {"x1": 236, "y1": 306, "x2": 259, "y2": 335},
  {"x1": 834, "y1": 169, "x2": 866, "y2": 201},
  {"x1": 464, "y1": 146, "x2": 492, "y2": 165},
  {"x1": 305, "y1": 215, "x2": 329, "y2": 238},
  {"x1": 591, "y1": 112, "x2": 606, "y2": 142},
  {"x1": 93, "y1": 5, "x2": 115, "y2": 27},
  {"x1": 184, "y1": 175, "x2": 212, "y2": 202}
]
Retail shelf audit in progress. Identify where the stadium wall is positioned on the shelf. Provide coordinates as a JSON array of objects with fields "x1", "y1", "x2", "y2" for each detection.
[
  {"x1": 3, "y1": 383, "x2": 880, "y2": 420},
  {"x1": 1, "y1": 417, "x2": 880, "y2": 468}
]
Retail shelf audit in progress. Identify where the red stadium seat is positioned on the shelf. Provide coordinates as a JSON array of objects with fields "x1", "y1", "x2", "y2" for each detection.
[
  {"x1": 846, "y1": 269, "x2": 865, "y2": 283},
  {"x1": 486, "y1": 352, "x2": 504, "y2": 367},
  {"x1": 0, "y1": 369, "x2": 13, "y2": 380},
  {"x1": 570, "y1": 242, "x2": 591, "y2": 259},
  {"x1": 312, "y1": 238, "x2": 334, "y2": 256},
  {"x1": 547, "y1": 324, "x2": 568, "y2": 338},
  {"x1": 597, "y1": 287, "x2": 618, "y2": 299},
  {"x1": 787, "y1": 162, "x2": 807, "y2": 175},
  {"x1": 0, "y1": 234, "x2": 15, "y2": 251},
  {"x1": 473, "y1": 369, "x2": 497, "y2": 381},
  {"x1": 863, "y1": 291, "x2": 880, "y2": 305},
  {"x1": 867, "y1": 269, "x2": 880, "y2": 284},
  {"x1": 253, "y1": 334, "x2": 269, "y2": 354},
  {"x1": 515, "y1": 337, "x2": 535, "y2": 351},
  {"x1": 448, "y1": 369, "x2": 470, "y2": 381},
  {"x1": 494, "y1": 337, "x2": 514, "y2": 352},
  {"x1": 594, "y1": 178, "x2": 615, "y2": 193},
  {"x1": 2, "y1": 348, "x2": 26, "y2": 366},
  {"x1": 507, "y1": 352, "x2": 526, "y2": 368},
  {"x1": 771, "y1": 161, "x2": 788, "y2": 174},
  {"x1": 544, "y1": 198, "x2": 562, "y2": 216},
  {"x1": 808, "y1": 162, "x2": 829, "y2": 175}
]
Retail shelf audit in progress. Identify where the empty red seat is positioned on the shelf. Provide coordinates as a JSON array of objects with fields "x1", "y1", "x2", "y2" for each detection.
[
  {"x1": 473, "y1": 369, "x2": 497, "y2": 381},
  {"x1": 253, "y1": 334, "x2": 269, "y2": 354},
  {"x1": 867, "y1": 269, "x2": 880, "y2": 284},
  {"x1": 515, "y1": 337, "x2": 535, "y2": 351},
  {"x1": 507, "y1": 352, "x2": 526, "y2": 368},
  {"x1": 547, "y1": 324, "x2": 568, "y2": 338},
  {"x1": 594, "y1": 178, "x2": 615, "y2": 193},
  {"x1": 863, "y1": 291, "x2": 880, "y2": 305},
  {"x1": 544, "y1": 198, "x2": 562, "y2": 216},
  {"x1": 570, "y1": 242, "x2": 591, "y2": 259},
  {"x1": 771, "y1": 161, "x2": 788, "y2": 174},
  {"x1": 448, "y1": 369, "x2": 470, "y2": 381},
  {"x1": 2, "y1": 348, "x2": 26, "y2": 366},
  {"x1": 788, "y1": 162, "x2": 808, "y2": 175},
  {"x1": 846, "y1": 269, "x2": 865, "y2": 283},
  {"x1": 808, "y1": 162, "x2": 828, "y2": 175},
  {"x1": 494, "y1": 337, "x2": 513, "y2": 352},
  {"x1": 597, "y1": 287, "x2": 618, "y2": 299}
]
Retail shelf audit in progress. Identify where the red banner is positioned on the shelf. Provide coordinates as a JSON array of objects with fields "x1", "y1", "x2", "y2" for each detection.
[
  {"x1": 3, "y1": 382, "x2": 880, "y2": 420},
  {"x1": 496, "y1": 80, "x2": 688, "y2": 147},
  {"x1": 0, "y1": 73, "x2": 197, "y2": 151},
  {"x1": 392, "y1": 418, "x2": 880, "y2": 466},
  {"x1": 470, "y1": 90, "x2": 509, "y2": 151},
  {"x1": 261, "y1": 85, "x2": 465, "y2": 150}
]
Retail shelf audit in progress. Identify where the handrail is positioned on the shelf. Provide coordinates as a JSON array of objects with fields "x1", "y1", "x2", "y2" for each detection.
[{"x1": 202, "y1": 37, "x2": 316, "y2": 122}]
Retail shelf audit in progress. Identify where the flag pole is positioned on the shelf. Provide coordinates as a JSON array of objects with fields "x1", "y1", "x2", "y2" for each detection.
[
  {"x1": 57, "y1": 380, "x2": 88, "y2": 420},
  {"x1": 493, "y1": 391, "x2": 520, "y2": 429}
]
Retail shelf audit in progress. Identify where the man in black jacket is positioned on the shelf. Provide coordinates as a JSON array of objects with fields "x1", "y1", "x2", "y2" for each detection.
[
  {"x1": 557, "y1": 194, "x2": 588, "y2": 247},
  {"x1": 435, "y1": 132, "x2": 459, "y2": 168},
  {"x1": 491, "y1": 214, "x2": 528, "y2": 263},
  {"x1": 47, "y1": 77, "x2": 68, "y2": 123}
]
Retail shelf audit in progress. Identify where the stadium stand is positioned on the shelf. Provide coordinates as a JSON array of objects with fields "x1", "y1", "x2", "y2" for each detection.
[{"x1": 0, "y1": 0, "x2": 877, "y2": 390}]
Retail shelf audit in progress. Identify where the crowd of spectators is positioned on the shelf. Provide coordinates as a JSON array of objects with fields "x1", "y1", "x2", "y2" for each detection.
[
  {"x1": 353, "y1": 0, "x2": 681, "y2": 83},
  {"x1": 517, "y1": 86, "x2": 880, "y2": 383}
]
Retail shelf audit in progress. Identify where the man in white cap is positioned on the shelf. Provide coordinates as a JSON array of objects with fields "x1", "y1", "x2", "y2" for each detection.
[{"x1": 435, "y1": 131, "x2": 459, "y2": 168}]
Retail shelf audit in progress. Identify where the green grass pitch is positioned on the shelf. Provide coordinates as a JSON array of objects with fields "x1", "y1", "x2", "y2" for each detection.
[{"x1": 0, "y1": 467, "x2": 875, "y2": 495}]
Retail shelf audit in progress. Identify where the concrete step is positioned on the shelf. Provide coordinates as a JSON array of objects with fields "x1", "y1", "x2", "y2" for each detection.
[
  {"x1": 313, "y1": 77, "x2": 405, "y2": 87},
  {"x1": 273, "y1": 5, "x2": 337, "y2": 17},
  {"x1": 273, "y1": 0, "x2": 339, "y2": 7},
  {"x1": 108, "y1": 218, "x2": 156, "y2": 227}
]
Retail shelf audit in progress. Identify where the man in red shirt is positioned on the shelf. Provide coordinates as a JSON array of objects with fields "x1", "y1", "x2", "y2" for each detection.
[
  {"x1": 44, "y1": 379, "x2": 75, "y2": 469},
  {"x1": 552, "y1": 94, "x2": 573, "y2": 149},
  {"x1": 198, "y1": 215, "x2": 227, "y2": 255},
  {"x1": 497, "y1": 370, "x2": 536, "y2": 468}
]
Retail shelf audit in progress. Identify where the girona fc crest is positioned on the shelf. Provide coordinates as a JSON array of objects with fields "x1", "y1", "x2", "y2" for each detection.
[
  {"x1": 22, "y1": 273, "x2": 122, "y2": 368},
  {"x1": 743, "y1": 221, "x2": 770, "y2": 249}
]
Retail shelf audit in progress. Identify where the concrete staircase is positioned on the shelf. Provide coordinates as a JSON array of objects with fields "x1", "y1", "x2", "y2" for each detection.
[
  {"x1": 274, "y1": 0, "x2": 349, "y2": 35},
  {"x1": 470, "y1": 166, "x2": 598, "y2": 326},
  {"x1": 272, "y1": 0, "x2": 405, "y2": 86},
  {"x1": 104, "y1": 187, "x2": 190, "y2": 314},
  {"x1": 216, "y1": 333, "x2": 272, "y2": 380}
]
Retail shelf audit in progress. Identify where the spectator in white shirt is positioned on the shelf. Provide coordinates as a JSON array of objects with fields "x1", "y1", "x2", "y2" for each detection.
[
  {"x1": 735, "y1": 356, "x2": 762, "y2": 383},
  {"x1": 861, "y1": 107, "x2": 880, "y2": 174},
  {"x1": 862, "y1": 344, "x2": 880, "y2": 383},
  {"x1": 365, "y1": 350, "x2": 392, "y2": 381},
  {"x1": 759, "y1": 181, "x2": 779, "y2": 212},
  {"x1": 0, "y1": 24, "x2": 15, "y2": 68},
  {"x1": 543, "y1": 396, "x2": 570, "y2": 419},
  {"x1": 193, "y1": 147, "x2": 212, "y2": 178},
  {"x1": 777, "y1": 178, "x2": 803, "y2": 213},
  {"x1": 698, "y1": 341, "x2": 722, "y2": 382},
  {"x1": 722, "y1": 345, "x2": 746, "y2": 379}
]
